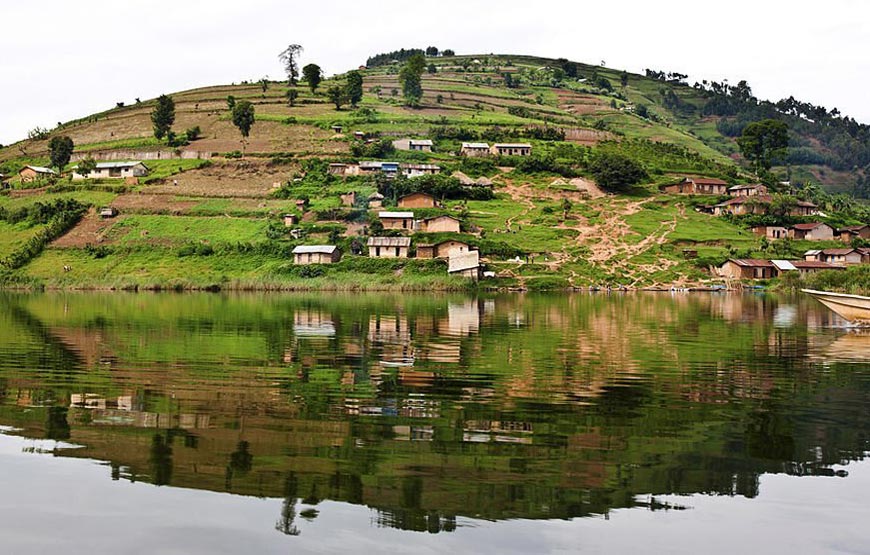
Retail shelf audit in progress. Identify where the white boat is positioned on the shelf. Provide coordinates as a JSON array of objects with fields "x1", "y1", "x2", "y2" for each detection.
[{"x1": 802, "y1": 289, "x2": 870, "y2": 324}]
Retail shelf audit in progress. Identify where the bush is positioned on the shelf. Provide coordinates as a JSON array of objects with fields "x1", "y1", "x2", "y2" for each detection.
[
  {"x1": 185, "y1": 126, "x2": 202, "y2": 141},
  {"x1": 587, "y1": 152, "x2": 648, "y2": 192}
]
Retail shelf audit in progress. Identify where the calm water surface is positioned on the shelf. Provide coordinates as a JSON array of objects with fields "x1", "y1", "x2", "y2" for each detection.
[{"x1": 0, "y1": 291, "x2": 868, "y2": 554}]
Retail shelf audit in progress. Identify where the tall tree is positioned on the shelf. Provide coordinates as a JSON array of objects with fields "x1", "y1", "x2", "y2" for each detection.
[
  {"x1": 278, "y1": 44, "x2": 303, "y2": 85},
  {"x1": 345, "y1": 70, "x2": 363, "y2": 107},
  {"x1": 231, "y1": 100, "x2": 255, "y2": 138},
  {"x1": 399, "y1": 53, "x2": 426, "y2": 107},
  {"x1": 286, "y1": 89, "x2": 298, "y2": 107},
  {"x1": 302, "y1": 64, "x2": 322, "y2": 93},
  {"x1": 151, "y1": 94, "x2": 175, "y2": 140},
  {"x1": 737, "y1": 119, "x2": 789, "y2": 173},
  {"x1": 48, "y1": 136, "x2": 74, "y2": 174},
  {"x1": 327, "y1": 85, "x2": 345, "y2": 110}
]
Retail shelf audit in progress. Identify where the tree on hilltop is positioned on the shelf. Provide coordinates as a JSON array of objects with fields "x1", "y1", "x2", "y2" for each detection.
[
  {"x1": 345, "y1": 71, "x2": 363, "y2": 107},
  {"x1": 48, "y1": 136, "x2": 74, "y2": 174},
  {"x1": 399, "y1": 53, "x2": 426, "y2": 107},
  {"x1": 278, "y1": 44, "x2": 303, "y2": 85},
  {"x1": 232, "y1": 100, "x2": 255, "y2": 138},
  {"x1": 302, "y1": 64, "x2": 322, "y2": 93},
  {"x1": 151, "y1": 94, "x2": 175, "y2": 140}
]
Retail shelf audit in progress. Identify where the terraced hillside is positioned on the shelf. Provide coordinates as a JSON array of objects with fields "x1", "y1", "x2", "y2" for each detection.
[{"x1": 0, "y1": 53, "x2": 866, "y2": 290}]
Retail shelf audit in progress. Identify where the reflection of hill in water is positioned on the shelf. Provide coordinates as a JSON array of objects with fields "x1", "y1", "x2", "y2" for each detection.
[{"x1": 0, "y1": 292, "x2": 868, "y2": 531}]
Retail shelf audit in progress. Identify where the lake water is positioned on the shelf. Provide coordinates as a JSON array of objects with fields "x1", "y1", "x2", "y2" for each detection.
[{"x1": 0, "y1": 291, "x2": 868, "y2": 554}]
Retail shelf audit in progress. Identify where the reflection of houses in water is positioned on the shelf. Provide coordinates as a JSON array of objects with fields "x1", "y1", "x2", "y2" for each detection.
[
  {"x1": 70, "y1": 393, "x2": 210, "y2": 429},
  {"x1": 292, "y1": 311, "x2": 336, "y2": 337},
  {"x1": 368, "y1": 315, "x2": 413, "y2": 366},
  {"x1": 417, "y1": 301, "x2": 482, "y2": 364},
  {"x1": 400, "y1": 394, "x2": 440, "y2": 418},
  {"x1": 285, "y1": 309, "x2": 338, "y2": 364},
  {"x1": 463, "y1": 420, "x2": 533, "y2": 444},
  {"x1": 393, "y1": 425, "x2": 434, "y2": 441}
]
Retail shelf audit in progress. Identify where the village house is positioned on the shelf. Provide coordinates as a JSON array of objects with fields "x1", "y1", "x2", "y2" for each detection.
[
  {"x1": 790, "y1": 222, "x2": 834, "y2": 241},
  {"x1": 417, "y1": 215, "x2": 461, "y2": 233},
  {"x1": 789, "y1": 260, "x2": 846, "y2": 275},
  {"x1": 378, "y1": 211, "x2": 415, "y2": 231},
  {"x1": 661, "y1": 177, "x2": 729, "y2": 195},
  {"x1": 401, "y1": 163, "x2": 441, "y2": 177},
  {"x1": 282, "y1": 213, "x2": 299, "y2": 227},
  {"x1": 416, "y1": 240, "x2": 473, "y2": 259},
  {"x1": 491, "y1": 143, "x2": 532, "y2": 156},
  {"x1": 393, "y1": 139, "x2": 434, "y2": 152},
  {"x1": 398, "y1": 192, "x2": 438, "y2": 208},
  {"x1": 752, "y1": 225, "x2": 789, "y2": 240},
  {"x1": 804, "y1": 248, "x2": 863, "y2": 266},
  {"x1": 460, "y1": 142, "x2": 491, "y2": 157},
  {"x1": 837, "y1": 224, "x2": 870, "y2": 242},
  {"x1": 368, "y1": 192, "x2": 385, "y2": 208},
  {"x1": 18, "y1": 165, "x2": 57, "y2": 182},
  {"x1": 713, "y1": 197, "x2": 768, "y2": 216},
  {"x1": 718, "y1": 259, "x2": 777, "y2": 280},
  {"x1": 728, "y1": 184, "x2": 768, "y2": 197},
  {"x1": 713, "y1": 195, "x2": 818, "y2": 217},
  {"x1": 73, "y1": 161, "x2": 149, "y2": 180},
  {"x1": 409, "y1": 139, "x2": 434, "y2": 152},
  {"x1": 367, "y1": 236, "x2": 411, "y2": 258},
  {"x1": 292, "y1": 245, "x2": 341, "y2": 265},
  {"x1": 448, "y1": 250, "x2": 481, "y2": 280}
]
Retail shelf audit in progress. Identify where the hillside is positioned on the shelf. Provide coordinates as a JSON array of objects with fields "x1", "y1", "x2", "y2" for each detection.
[{"x1": 0, "y1": 52, "x2": 868, "y2": 291}]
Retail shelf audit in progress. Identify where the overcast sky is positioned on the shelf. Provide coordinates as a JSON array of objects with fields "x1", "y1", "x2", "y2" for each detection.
[{"x1": 2, "y1": 0, "x2": 869, "y2": 146}]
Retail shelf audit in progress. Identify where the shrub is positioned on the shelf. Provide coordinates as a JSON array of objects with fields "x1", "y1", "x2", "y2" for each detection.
[{"x1": 587, "y1": 152, "x2": 648, "y2": 192}]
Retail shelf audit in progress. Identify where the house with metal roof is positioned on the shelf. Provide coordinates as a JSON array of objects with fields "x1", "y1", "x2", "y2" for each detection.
[
  {"x1": 72, "y1": 161, "x2": 149, "y2": 180},
  {"x1": 378, "y1": 211, "x2": 415, "y2": 231},
  {"x1": 491, "y1": 143, "x2": 532, "y2": 156},
  {"x1": 790, "y1": 222, "x2": 834, "y2": 241},
  {"x1": 367, "y1": 236, "x2": 411, "y2": 258},
  {"x1": 291, "y1": 245, "x2": 341, "y2": 265},
  {"x1": 460, "y1": 142, "x2": 491, "y2": 157},
  {"x1": 19, "y1": 165, "x2": 57, "y2": 182}
]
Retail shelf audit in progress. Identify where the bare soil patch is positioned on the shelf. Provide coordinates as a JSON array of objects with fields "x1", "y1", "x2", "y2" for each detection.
[
  {"x1": 52, "y1": 209, "x2": 114, "y2": 248},
  {"x1": 145, "y1": 159, "x2": 297, "y2": 198}
]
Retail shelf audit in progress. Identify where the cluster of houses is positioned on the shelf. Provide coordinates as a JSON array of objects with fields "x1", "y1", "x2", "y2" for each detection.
[
  {"x1": 661, "y1": 177, "x2": 819, "y2": 217},
  {"x1": 328, "y1": 161, "x2": 442, "y2": 179},
  {"x1": 17, "y1": 161, "x2": 149, "y2": 183},
  {"x1": 752, "y1": 222, "x2": 870, "y2": 242},
  {"x1": 719, "y1": 248, "x2": 870, "y2": 280},
  {"x1": 290, "y1": 191, "x2": 481, "y2": 279}
]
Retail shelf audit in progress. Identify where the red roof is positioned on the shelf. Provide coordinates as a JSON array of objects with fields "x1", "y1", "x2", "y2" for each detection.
[
  {"x1": 840, "y1": 225, "x2": 870, "y2": 232},
  {"x1": 792, "y1": 222, "x2": 829, "y2": 231},
  {"x1": 687, "y1": 177, "x2": 728, "y2": 185},
  {"x1": 792, "y1": 260, "x2": 843, "y2": 269},
  {"x1": 729, "y1": 259, "x2": 775, "y2": 268}
]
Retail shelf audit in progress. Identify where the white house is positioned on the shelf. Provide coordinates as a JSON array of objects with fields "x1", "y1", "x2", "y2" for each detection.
[{"x1": 73, "y1": 161, "x2": 149, "y2": 180}]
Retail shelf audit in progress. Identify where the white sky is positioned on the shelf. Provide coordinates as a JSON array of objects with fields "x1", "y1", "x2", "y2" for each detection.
[{"x1": 2, "y1": 0, "x2": 869, "y2": 146}]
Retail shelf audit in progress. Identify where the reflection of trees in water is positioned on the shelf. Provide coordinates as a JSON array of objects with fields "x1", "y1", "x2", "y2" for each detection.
[
  {"x1": 225, "y1": 441, "x2": 253, "y2": 490},
  {"x1": 276, "y1": 472, "x2": 301, "y2": 536},
  {"x1": 375, "y1": 476, "x2": 458, "y2": 533},
  {"x1": 149, "y1": 433, "x2": 173, "y2": 486},
  {"x1": 45, "y1": 406, "x2": 71, "y2": 441}
]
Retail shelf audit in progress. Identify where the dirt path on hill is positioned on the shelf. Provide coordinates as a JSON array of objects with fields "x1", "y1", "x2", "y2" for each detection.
[{"x1": 497, "y1": 178, "x2": 685, "y2": 286}]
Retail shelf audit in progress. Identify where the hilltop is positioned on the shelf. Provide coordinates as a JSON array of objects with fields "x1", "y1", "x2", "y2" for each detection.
[{"x1": 0, "y1": 51, "x2": 868, "y2": 291}]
